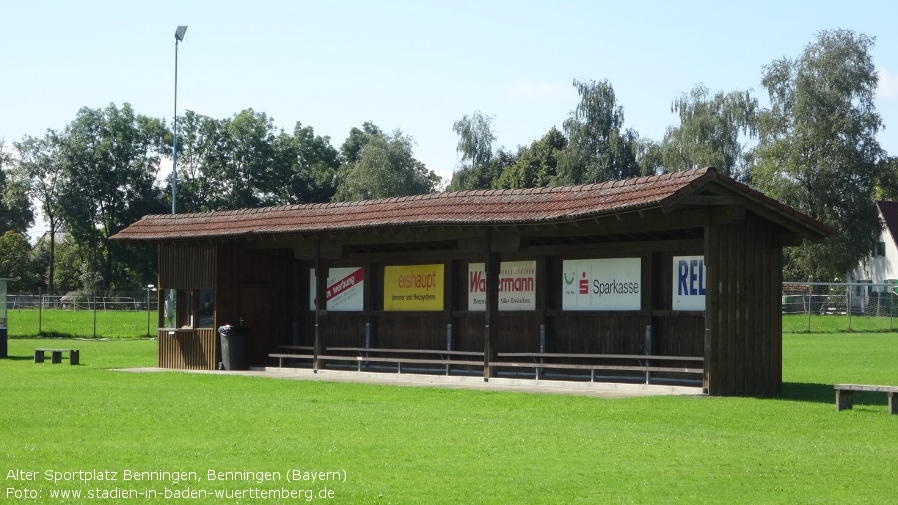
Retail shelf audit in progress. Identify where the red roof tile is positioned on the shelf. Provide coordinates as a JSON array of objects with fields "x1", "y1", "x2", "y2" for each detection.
[{"x1": 111, "y1": 168, "x2": 833, "y2": 242}]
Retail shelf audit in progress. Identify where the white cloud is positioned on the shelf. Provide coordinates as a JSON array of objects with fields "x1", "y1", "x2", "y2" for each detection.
[
  {"x1": 878, "y1": 67, "x2": 898, "y2": 98},
  {"x1": 509, "y1": 81, "x2": 575, "y2": 102}
]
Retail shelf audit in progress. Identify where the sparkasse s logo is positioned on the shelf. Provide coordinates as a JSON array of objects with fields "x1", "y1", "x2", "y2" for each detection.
[{"x1": 579, "y1": 272, "x2": 589, "y2": 294}]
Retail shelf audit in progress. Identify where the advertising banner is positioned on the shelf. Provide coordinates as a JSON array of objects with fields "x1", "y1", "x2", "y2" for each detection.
[
  {"x1": 468, "y1": 261, "x2": 536, "y2": 311},
  {"x1": 309, "y1": 267, "x2": 365, "y2": 311},
  {"x1": 383, "y1": 264, "x2": 444, "y2": 311},
  {"x1": 672, "y1": 256, "x2": 706, "y2": 311},
  {"x1": 562, "y1": 258, "x2": 641, "y2": 311}
]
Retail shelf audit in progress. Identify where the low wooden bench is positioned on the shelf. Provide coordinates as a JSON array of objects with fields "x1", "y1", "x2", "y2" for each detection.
[
  {"x1": 269, "y1": 347, "x2": 484, "y2": 375},
  {"x1": 279, "y1": 345, "x2": 314, "y2": 351},
  {"x1": 268, "y1": 347, "x2": 702, "y2": 384},
  {"x1": 34, "y1": 348, "x2": 80, "y2": 365},
  {"x1": 496, "y1": 352, "x2": 703, "y2": 383},
  {"x1": 834, "y1": 384, "x2": 898, "y2": 414},
  {"x1": 328, "y1": 347, "x2": 484, "y2": 375}
]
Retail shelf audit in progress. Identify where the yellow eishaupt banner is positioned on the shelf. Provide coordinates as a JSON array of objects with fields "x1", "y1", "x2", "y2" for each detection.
[{"x1": 383, "y1": 264, "x2": 444, "y2": 311}]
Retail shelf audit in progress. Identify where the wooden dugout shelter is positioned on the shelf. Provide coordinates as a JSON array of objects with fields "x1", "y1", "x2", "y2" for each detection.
[{"x1": 112, "y1": 168, "x2": 833, "y2": 396}]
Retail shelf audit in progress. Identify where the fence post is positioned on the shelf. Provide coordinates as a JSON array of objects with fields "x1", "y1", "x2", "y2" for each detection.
[
  {"x1": 92, "y1": 289, "x2": 97, "y2": 338},
  {"x1": 847, "y1": 286, "x2": 852, "y2": 332},
  {"x1": 806, "y1": 287, "x2": 811, "y2": 332}
]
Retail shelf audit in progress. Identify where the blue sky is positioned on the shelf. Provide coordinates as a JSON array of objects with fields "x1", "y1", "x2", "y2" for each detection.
[{"x1": 3, "y1": 0, "x2": 897, "y2": 210}]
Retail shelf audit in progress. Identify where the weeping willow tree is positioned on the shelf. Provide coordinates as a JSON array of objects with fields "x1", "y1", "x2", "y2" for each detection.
[
  {"x1": 447, "y1": 111, "x2": 498, "y2": 191},
  {"x1": 332, "y1": 128, "x2": 440, "y2": 202},
  {"x1": 556, "y1": 79, "x2": 641, "y2": 185},
  {"x1": 752, "y1": 29, "x2": 887, "y2": 281},
  {"x1": 662, "y1": 84, "x2": 758, "y2": 181}
]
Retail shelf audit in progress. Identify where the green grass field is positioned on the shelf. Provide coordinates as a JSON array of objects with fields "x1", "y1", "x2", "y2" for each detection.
[
  {"x1": 11, "y1": 309, "x2": 898, "y2": 339},
  {"x1": 1, "y1": 333, "x2": 897, "y2": 504},
  {"x1": 6, "y1": 308, "x2": 158, "y2": 338},
  {"x1": 783, "y1": 313, "x2": 898, "y2": 333}
]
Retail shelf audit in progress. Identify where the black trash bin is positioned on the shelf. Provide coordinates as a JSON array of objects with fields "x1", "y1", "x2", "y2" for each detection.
[
  {"x1": 0, "y1": 327, "x2": 7, "y2": 359},
  {"x1": 218, "y1": 324, "x2": 249, "y2": 370}
]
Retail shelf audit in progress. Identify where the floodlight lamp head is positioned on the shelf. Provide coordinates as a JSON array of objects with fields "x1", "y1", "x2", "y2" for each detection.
[{"x1": 175, "y1": 26, "x2": 188, "y2": 42}]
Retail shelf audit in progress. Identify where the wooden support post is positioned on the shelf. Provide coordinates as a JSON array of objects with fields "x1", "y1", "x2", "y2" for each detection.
[
  {"x1": 483, "y1": 250, "x2": 500, "y2": 381},
  {"x1": 836, "y1": 389, "x2": 854, "y2": 411},
  {"x1": 313, "y1": 251, "x2": 327, "y2": 372},
  {"x1": 644, "y1": 325, "x2": 652, "y2": 385},
  {"x1": 446, "y1": 323, "x2": 453, "y2": 376}
]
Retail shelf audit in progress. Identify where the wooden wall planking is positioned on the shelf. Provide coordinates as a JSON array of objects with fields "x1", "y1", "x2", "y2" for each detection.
[
  {"x1": 705, "y1": 214, "x2": 784, "y2": 395},
  {"x1": 157, "y1": 328, "x2": 217, "y2": 370},
  {"x1": 158, "y1": 242, "x2": 216, "y2": 288}
]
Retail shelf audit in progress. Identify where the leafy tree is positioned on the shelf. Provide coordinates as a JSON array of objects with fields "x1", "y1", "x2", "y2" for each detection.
[
  {"x1": 0, "y1": 141, "x2": 34, "y2": 234},
  {"x1": 446, "y1": 147, "x2": 516, "y2": 192},
  {"x1": 171, "y1": 110, "x2": 226, "y2": 213},
  {"x1": 453, "y1": 111, "x2": 496, "y2": 170},
  {"x1": 222, "y1": 108, "x2": 278, "y2": 208},
  {"x1": 557, "y1": 79, "x2": 641, "y2": 185},
  {"x1": 662, "y1": 84, "x2": 758, "y2": 180},
  {"x1": 340, "y1": 122, "x2": 383, "y2": 166},
  {"x1": 446, "y1": 162, "x2": 498, "y2": 191},
  {"x1": 46, "y1": 238, "x2": 83, "y2": 292},
  {"x1": 333, "y1": 128, "x2": 440, "y2": 201},
  {"x1": 876, "y1": 156, "x2": 898, "y2": 200},
  {"x1": 58, "y1": 103, "x2": 167, "y2": 289},
  {"x1": 752, "y1": 29, "x2": 886, "y2": 281},
  {"x1": 176, "y1": 111, "x2": 340, "y2": 211},
  {"x1": 636, "y1": 138, "x2": 665, "y2": 176},
  {"x1": 495, "y1": 127, "x2": 566, "y2": 189},
  {"x1": 269, "y1": 122, "x2": 340, "y2": 204},
  {"x1": 447, "y1": 112, "x2": 498, "y2": 191},
  {"x1": 0, "y1": 231, "x2": 39, "y2": 291},
  {"x1": 12, "y1": 131, "x2": 66, "y2": 291}
]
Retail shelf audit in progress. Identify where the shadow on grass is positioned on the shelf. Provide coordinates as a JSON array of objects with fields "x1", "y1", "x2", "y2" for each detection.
[
  {"x1": 2, "y1": 355, "x2": 36, "y2": 362},
  {"x1": 778, "y1": 382, "x2": 835, "y2": 404},
  {"x1": 778, "y1": 382, "x2": 889, "y2": 407}
]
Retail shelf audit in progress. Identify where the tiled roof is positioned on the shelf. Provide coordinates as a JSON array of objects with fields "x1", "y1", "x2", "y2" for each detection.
[{"x1": 111, "y1": 168, "x2": 832, "y2": 242}]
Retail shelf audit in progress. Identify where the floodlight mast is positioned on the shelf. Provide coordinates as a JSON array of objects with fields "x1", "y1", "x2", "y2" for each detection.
[{"x1": 172, "y1": 25, "x2": 187, "y2": 214}]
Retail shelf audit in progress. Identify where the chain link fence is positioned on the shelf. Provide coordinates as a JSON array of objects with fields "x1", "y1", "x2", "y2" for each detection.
[
  {"x1": 6, "y1": 291, "x2": 158, "y2": 311},
  {"x1": 5, "y1": 290, "x2": 160, "y2": 338},
  {"x1": 5, "y1": 283, "x2": 898, "y2": 336},
  {"x1": 782, "y1": 282, "x2": 898, "y2": 332}
]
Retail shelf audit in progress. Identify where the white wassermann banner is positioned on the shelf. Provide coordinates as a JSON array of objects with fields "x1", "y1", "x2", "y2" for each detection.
[{"x1": 468, "y1": 261, "x2": 536, "y2": 311}]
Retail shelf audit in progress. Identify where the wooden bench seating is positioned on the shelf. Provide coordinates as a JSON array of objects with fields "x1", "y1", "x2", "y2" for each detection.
[
  {"x1": 495, "y1": 352, "x2": 703, "y2": 382},
  {"x1": 34, "y1": 348, "x2": 80, "y2": 365},
  {"x1": 270, "y1": 347, "x2": 484, "y2": 375},
  {"x1": 268, "y1": 347, "x2": 703, "y2": 384},
  {"x1": 834, "y1": 384, "x2": 898, "y2": 414},
  {"x1": 279, "y1": 345, "x2": 314, "y2": 351}
]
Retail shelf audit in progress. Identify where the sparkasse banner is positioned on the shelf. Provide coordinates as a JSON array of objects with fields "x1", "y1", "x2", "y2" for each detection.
[
  {"x1": 562, "y1": 258, "x2": 641, "y2": 311},
  {"x1": 672, "y1": 255, "x2": 706, "y2": 310},
  {"x1": 468, "y1": 260, "x2": 536, "y2": 311},
  {"x1": 383, "y1": 264, "x2": 444, "y2": 311},
  {"x1": 309, "y1": 267, "x2": 365, "y2": 311}
]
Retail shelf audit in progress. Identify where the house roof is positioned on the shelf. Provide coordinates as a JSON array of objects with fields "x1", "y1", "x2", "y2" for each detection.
[
  {"x1": 877, "y1": 201, "x2": 898, "y2": 245},
  {"x1": 111, "y1": 167, "x2": 834, "y2": 243}
]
